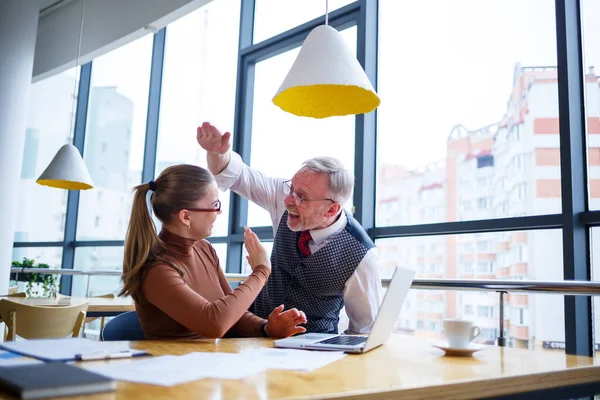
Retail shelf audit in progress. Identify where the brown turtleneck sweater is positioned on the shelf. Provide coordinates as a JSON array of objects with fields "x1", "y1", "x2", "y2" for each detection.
[{"x1": 135, "y1": 229, "x2": 270, "y2": 340}]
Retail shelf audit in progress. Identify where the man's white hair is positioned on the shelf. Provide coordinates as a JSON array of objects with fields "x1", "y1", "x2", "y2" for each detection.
[{"x1": 299, "y1": 157, "x2": 354, "y2": 204}]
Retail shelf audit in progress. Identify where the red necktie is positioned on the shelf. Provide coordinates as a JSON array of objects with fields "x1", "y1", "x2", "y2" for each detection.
[{"x1": 298, "y1": 231, "x2": 312, "y2": 257}]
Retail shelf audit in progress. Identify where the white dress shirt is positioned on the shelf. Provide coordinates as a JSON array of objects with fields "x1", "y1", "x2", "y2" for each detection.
[{"x1": 214, "y1": 152, "x2": 382, "y2": 334}]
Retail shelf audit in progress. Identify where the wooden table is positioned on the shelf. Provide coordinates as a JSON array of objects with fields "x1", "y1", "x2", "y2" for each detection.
[
  {"x1": 38, "y1": 334, "x2": 600, "y2": 400},
  {"x1": 3, "y1": 296, "x2": 134, "y2": 318}
]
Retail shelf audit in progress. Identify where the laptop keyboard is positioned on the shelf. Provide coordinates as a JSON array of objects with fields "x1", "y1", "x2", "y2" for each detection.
[{"x1": 317, "y1": 335, "x2": 367, "y2": 346}]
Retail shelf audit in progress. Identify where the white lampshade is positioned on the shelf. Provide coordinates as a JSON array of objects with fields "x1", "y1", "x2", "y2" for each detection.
[
  {"x1": 36, "y1": 144, "x2": 94, "y2": 190},
  {"x1": 272, "y1": 25, "x2": 380, "y2": 119}
]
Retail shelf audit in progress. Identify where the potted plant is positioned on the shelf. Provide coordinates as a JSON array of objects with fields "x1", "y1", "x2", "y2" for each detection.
[{"x1": 10, "y1": 257, "x2": 60, "y2": 298}]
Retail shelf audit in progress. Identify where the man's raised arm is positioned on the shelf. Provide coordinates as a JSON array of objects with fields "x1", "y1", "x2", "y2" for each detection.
[{"x1": 196, "y1": 122, "x2": 286, "y2": 227}]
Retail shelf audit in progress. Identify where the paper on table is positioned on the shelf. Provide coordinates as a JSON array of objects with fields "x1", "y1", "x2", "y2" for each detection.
[
  {"x1": 179, "y1": 352, "x2": 265, "y2": 380},
  {"x1": 88, "y1": 348, "x2": 346, "y2": 386},
  {"x1": 88, "y1": 352, "x2": 265, "y2": 386},
  {"x1": 0, "y1": 350, "x2": 42, "y2": 367},
  {"x1": 0, "y1": 338, "x2": 148, "y2": 362},
  {"x1": 87, "y1": 356, "x2": 202, "y2": 387},
  {"x1": 241, "y1": 348, "x2": 347, "y2": 371}
]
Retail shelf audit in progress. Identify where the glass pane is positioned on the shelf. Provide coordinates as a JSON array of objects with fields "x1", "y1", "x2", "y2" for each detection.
[
  {"x1": 242, "y1": 241, "x2": 273, "y2": 275},
  {"x1": 376, "y1": 0, "x2": 561, "y2": 227},
  {"x1": 15, "y1": 70, "x2": 78, "y2": 241},
  {"x1": 212, "y1": 243, "x2": 228, "y2": 271},
  {"x1": 582, "y1": 0, "x2": 600, "y2": 209},
  {"x1": 10, "y1": 247, "x2": 64, "y2": 295},
  {"x1": 253, "y1": 0, "x2": 354, "y2": 43},
  {"x1": 11, "y1": 247, "x2": 63, "y2": 268},
  {"x1": 76, "y1": 36, "x2": 153, "y2": 240},
  {"x1": 376, "y1": 230, "x2": 562, "y2": 349},
  {"x1": 72, "y1": 247, "x2": 124, "y2": 297},
  {"x1": 156, "y1": 0, "x2": 240, "y2": 236},
  {"x1": 248, "y1": 26, "x2": 357, "y2": 227},
  {"x1": 376, "y1": 230, "x2": 561, "y2": 281},
  {"x1": 388, "y1": 289, "x2": 565, "y2": 352}
]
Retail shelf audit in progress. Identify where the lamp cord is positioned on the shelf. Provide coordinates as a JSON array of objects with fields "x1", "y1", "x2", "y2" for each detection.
[{"x1": 69, "y1": 0, "x2": 85, "y2": 142}]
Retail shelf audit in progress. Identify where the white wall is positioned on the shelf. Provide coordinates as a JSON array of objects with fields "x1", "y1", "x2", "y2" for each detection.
[
  {"x1": 33, "y1": 0, "x2": 212, "y2": 81},
  {"x1": 0, "y1": 0, "x2": 41, "y2": 295}
]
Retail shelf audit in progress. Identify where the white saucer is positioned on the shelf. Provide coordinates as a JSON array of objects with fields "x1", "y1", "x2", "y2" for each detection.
[{"x1": 432, "y1": 342, "x2": 486, "y2": 356}]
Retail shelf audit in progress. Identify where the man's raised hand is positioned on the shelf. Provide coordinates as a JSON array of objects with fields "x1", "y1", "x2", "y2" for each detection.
[{"x1": 197, "y1": 122, "x2": 231, "y2": 155}]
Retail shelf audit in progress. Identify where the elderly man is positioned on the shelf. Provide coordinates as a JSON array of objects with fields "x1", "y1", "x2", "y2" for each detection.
[{"x1": 197, "y1": 122, "x2": 382, "y2": 334}]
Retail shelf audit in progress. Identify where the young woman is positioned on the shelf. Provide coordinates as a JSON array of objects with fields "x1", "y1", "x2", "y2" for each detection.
[{"x1": 120, "y1": 164, "x2": 306, "y2": 339}]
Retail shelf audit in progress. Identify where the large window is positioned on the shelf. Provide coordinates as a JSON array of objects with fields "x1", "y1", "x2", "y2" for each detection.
[
  {"x1": 14, "y1": 70, "x2": 79, "y2": 242},
  {"x1": 76, "y1": 36, "x2": 153, "y2": 240},
  {"x1": 376, "y1": 0, "x2": 561, "y2": 227},
  {"x1": 156, "y1": 0, "x2": 240, "y2": 237},
  {"x1": 248, "y1": 26, "x2": 357, "y2": 227}
]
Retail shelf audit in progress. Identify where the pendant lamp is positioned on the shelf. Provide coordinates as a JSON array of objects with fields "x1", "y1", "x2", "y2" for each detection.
[
  {"x1": 272, "y1": 0, "x2": 380, "y2": 119},
  {"x1": 36, "y1": 144, "x2": 93, "y2": 190},
  {"x1": 36, "y1": 0, "x2": 93, "y2": 190}
]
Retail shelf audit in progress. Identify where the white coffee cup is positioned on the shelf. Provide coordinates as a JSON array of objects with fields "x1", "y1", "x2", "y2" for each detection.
[{"x1": 443, "y1": 319, "x2": 482, "y2": 348}]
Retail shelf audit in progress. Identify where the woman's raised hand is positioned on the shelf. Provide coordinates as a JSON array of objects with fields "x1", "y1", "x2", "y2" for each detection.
[{"x1": 244, "y1": 227, "x2": 271, "y2": 271}]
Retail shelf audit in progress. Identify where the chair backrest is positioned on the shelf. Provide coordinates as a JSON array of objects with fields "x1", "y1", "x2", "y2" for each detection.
[
  {"x1": 101, "y1": 311, "x2": 145, "y2": 341},
  {"x1": 0, "y1": 299, "x2": 88, "y2": 341},
  {"x1": 85, "y1": 293, "x2": 116, "y2": 322},
  {"x1": 94, "y1": 293, "x2": 116, "y2": 299},
  {"x1": 7, "y1": 292, "x2": 26, "y2": 298}
]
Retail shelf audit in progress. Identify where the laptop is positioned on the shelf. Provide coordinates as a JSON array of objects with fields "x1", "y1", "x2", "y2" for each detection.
[{"x1": 274, "y1": 266, "x2": 415, "y2": 354}]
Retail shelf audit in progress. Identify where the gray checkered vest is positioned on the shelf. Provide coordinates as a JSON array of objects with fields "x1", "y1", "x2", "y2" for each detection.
[{"x1": 250, "y1": 210, "x2": 374, "y2": 333}]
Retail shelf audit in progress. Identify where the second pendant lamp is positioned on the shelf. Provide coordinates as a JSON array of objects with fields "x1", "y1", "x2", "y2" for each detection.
[
  {"x1": 36, "y1": 0, "x2": 93, "y2": 191},
  {"x1": 272, "y1": 2, "x2": 380, "y2": 119}
]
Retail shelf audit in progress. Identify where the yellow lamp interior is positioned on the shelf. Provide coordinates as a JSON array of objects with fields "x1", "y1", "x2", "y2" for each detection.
[
  {"x1": 36, "y1": 179, "x2": 93, "y2": 190},
  {"x1": 273, "y1": 84, "x2": 381, "y2": 119}
]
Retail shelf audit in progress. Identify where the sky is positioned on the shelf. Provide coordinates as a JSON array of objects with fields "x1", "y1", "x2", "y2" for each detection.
[
  {"x1": 377, "y1": 0, "x2": 600, "y2": 169},
  {"x1": 65, "y1": 0, "x2": 600, "y2": 173}
]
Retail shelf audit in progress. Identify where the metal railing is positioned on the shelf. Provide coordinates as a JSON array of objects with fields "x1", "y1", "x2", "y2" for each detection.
[
  {"x1": 10, "y1": 267, "x2": 119, "y2": 298},
  {"x1": 228, "y1": 273, "x2": 600, "y2": 295},
  {"x1": 11, "y1": 267, "x2": 600, "y2": 347},
  {"x1": 402, "y1": 278, "x2": 600, "y2": 296},
  {"x1": 10, "y1": 268, "x2": 118, "y2": 277}
]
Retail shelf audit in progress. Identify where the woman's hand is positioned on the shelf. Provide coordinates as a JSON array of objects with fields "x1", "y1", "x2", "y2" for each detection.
[
  {"x1": 244, "y1": 227, "x2": 271, "y2": 271},
  {"x1": 265, "y1": 305, "x2": 307, "y2": 338}
]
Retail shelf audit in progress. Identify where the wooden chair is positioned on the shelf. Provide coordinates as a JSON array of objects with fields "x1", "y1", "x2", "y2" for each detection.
[
  {"x1": 0, "y1": 292, "x2": 26, "y2": 324},
  {"x1": 0, "y1": 298, "x2": 89, "y2": 341},
  {"x1": 84, "y1": 293, "x2": 115, "y2": 336}
]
